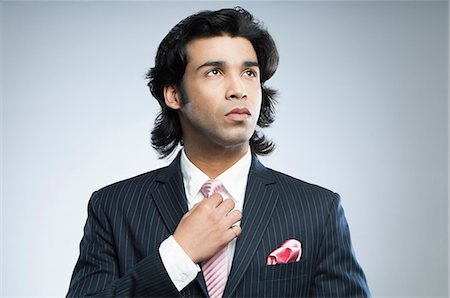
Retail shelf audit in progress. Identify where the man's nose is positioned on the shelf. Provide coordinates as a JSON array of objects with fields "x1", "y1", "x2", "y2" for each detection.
[{"x1": 225, "y1": 75, "x2": 247, "y2": 100}]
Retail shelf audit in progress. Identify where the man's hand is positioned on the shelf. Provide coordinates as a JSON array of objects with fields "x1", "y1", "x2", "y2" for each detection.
[{"x1": 173, "y1": 193, "x2": 242, "y2": 263}]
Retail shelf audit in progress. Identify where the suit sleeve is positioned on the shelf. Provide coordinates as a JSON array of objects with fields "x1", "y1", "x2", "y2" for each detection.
[
  {"x1": 66, "y1": 192, "x2": 181, "y2": 297},
  {"x1": 311, "y1": 193, "x2": 371, "y2": 297}
]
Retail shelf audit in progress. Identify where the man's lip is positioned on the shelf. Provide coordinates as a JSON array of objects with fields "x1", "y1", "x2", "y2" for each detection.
[{"x1": 225, "y1": 107, "x2": 251, "y2": 116}]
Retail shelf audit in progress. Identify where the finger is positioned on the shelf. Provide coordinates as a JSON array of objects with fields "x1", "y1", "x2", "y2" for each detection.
[
  {"x1": 228, "y1": 225, "x2": 242, "y2": 240},
  {"x1": 202, "y1": 193, "x2": 223, "y2": 207},
  {"x1": 224, "y1": 209, "x2": 242, "y2": 226},
  {"x1": 187, "y1": 201, "x2": 203, "y2": 214},
  {"x1": 189, "y1": 202, "x2": 200, "y2": 210},
  {"x1": 215, "y1": 198, "x2": 236, "y2": 216}
]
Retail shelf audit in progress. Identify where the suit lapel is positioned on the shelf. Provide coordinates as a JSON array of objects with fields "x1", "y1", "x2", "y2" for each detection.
[
  {"x1": 224, "y1": 156, "x2": 279, "y2": 297},
  {"x1": 151, "y1": 152, "x2": 209, "y2": 296},
  {"x1": 152, "y1": 153, "x2": 188, "y2": 233}
]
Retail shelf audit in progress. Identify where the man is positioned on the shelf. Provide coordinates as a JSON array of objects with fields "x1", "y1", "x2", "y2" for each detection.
[{"x1": 67, "y1": 7, "x2": 370, "y2": 297}]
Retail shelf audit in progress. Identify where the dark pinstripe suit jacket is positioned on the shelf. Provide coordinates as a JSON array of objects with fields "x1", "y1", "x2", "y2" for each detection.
[{"x1": 67, "y1": 153, "x2": 370, "y2": 297}]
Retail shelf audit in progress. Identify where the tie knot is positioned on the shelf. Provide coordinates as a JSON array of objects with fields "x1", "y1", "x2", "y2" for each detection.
[{"x1": 200, "y1": 179, "x2": 224, "y2": 198}]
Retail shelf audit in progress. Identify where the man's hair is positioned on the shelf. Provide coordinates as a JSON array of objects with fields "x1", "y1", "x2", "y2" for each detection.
[{"x1": 146, "y1": 7, "x2": 279, "y2": 158}]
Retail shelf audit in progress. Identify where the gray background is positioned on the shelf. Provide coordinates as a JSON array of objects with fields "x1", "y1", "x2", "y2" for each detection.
[{"x1": 1, "y1": 1, "x2": 448, "y2": 297}]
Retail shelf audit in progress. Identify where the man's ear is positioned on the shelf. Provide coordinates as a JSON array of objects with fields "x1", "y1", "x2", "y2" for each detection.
[{"x1": 164, "y1": 85, "x2": 182, "y2": 110}]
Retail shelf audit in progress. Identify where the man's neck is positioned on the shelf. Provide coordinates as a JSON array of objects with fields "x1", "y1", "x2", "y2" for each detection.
[{"x1": 183, "y1": 144, "x2": 249, "y2": 179}]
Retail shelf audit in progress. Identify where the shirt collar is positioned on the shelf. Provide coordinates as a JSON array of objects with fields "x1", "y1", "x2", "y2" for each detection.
[{"x1": 180, "y1": 148, "x2": 252, "y2": 202}]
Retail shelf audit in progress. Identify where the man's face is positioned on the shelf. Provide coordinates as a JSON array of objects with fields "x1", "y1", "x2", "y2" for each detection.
[{"x1": 168, "y1": 35, "x2": 262, "y2": 152}]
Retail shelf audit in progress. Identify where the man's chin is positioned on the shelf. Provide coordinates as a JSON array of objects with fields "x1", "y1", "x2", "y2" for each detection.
[{"x1": 215, "y1": 137, "x2": 252, "y2": 150}]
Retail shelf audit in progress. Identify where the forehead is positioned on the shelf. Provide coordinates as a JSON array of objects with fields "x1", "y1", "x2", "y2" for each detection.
[{"x1": 185, "y1": 35, "x2": 258, "y2": 66}]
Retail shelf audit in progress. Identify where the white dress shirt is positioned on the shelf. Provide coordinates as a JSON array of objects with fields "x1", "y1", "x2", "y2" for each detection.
[{"x1": 159, "y1": 148, "x2": 252, "y2": 291}]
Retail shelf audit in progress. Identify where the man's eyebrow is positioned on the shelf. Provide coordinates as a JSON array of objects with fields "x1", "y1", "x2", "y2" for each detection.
[
  {"x1": 195, "y1": 60, "x2": 260, "y2": 71},
  {"x1": 196, "y1": 61, "x2": 224, "y2": 71},
  {"x1": 243, "y1": 61, "x2": 260, "y2": 68}
]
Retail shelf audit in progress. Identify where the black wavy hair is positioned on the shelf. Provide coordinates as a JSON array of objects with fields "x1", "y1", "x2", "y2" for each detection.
[{"x1": 146, "y1": 7, "x2": 279, "y2": 158}]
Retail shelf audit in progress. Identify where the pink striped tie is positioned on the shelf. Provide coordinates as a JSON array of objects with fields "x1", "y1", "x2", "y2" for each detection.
[{"x1": 200, "y1": 180, "x2": 228, "y2": 298}]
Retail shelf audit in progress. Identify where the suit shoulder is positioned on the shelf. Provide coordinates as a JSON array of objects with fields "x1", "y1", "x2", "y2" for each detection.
[
  {"x1": 89, "y1": 165, "x2": 170, "y2": 206},
  {"x1": 267, "y1": 168, "x2": 338, "y2": 200}
]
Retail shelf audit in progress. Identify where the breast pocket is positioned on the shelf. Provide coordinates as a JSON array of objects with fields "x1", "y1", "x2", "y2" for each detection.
[
  {"x1": 261, "y1": 260, "x2": 309, "y2": 281},
  {"x1": 259, "y1": 260, "x2": 311, "y2": 297}
]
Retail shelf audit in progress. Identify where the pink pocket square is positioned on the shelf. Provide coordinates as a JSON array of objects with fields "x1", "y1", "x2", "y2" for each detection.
[{"x1": 266, "y1": 239, "x2": 302, "y2": 265}]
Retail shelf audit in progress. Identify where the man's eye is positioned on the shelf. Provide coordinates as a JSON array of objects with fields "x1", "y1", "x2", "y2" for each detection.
[
  {"x1": 244, "y1": 69, "x2": 257, "y2": 77},
  {"x1": 206, "y1": 69, "x2": 221, "y2": 76}
]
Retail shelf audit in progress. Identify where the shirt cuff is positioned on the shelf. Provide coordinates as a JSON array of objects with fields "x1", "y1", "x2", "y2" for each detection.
[{"x1": 159, "y1": 235, "x2": 200, "y2": 291}]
